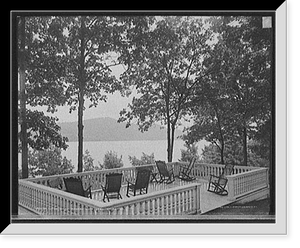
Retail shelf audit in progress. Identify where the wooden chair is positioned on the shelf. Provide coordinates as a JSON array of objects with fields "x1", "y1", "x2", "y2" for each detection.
[
  {"x1": 155, "y1": 160, "x2": 175, "y2": 184},
  {"x1": 207, "y1": 176, "x2": 229, "y2": 195},
  {"x1": 63, "y1": 177, "x2": 92, "y2": 199},
  {"x1": 178, "y1": 157, "x2": 196, "y2": 181},
  {"x1": 135, "y1": 165, "x2": 158, "y2": 183},
  {"x1": 47, "y1": 177, "x2": 63, "y2": 190},
  {"x1": 126, "y1": 169, "x2": 151, "y2": 197},
  {"x1": 101, "y1": 173, "x2": 123, "y2": 202},
  {"x1": 207, "y1": 164, "x2": 234, "y2": 196}
]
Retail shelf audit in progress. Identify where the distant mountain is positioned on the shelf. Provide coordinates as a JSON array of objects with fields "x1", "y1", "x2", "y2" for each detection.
[{"x1": 59, "y1": 117, "x2": 182, "y2": 142}]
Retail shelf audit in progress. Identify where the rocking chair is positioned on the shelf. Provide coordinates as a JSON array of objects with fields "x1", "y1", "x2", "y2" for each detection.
[
  {"x1": 155, "y1": 160, "x2": 175, "y2": 184},
  {"x1": 207, "y1": 164, "x2": 234, "y2": 196},
  {"x1": 178, "y1": 157, "x2": 196, "y2": 181}
]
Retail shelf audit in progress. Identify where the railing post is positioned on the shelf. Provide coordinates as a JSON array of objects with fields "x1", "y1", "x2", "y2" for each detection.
[{"x1": 227, "y1": 176, "x2": 235, "y2": 201}]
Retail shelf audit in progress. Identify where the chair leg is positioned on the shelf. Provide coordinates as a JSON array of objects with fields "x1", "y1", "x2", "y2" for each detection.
[
  {"x1": 126, "y1": 186, "x2": 130, "y2": 197},
  {"x1": 207, "y1": 182, "x2": 214, "y2": 192},
  {"x1": 126, "y1": 181, "x2": 131, "y2": 197},
  {"x1": 103, "y1": 192, "x2": 110, "y2": 202}
]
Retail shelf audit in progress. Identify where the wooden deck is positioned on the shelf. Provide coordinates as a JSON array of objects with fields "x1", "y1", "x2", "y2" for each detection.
[{"x1": 18, "y1": 178, "x2": 233, "y2": 217}]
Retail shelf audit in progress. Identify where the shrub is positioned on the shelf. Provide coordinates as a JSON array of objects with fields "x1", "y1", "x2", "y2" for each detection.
[
  {"x1": 128, "y1": 152, "x2": 155, "y2": 166},
  {"x1": 180, "y1": 143, "x2": 200, "y2": 162},
  {"x1": 27, "y1": 146, "x2": 74, "y2": 178},
  {"x1": 103, "y1": 151, "x2": 124, "y2": 169},
  {"x1": 83, "y1": 149, "x2": 101, "y2": 172}
]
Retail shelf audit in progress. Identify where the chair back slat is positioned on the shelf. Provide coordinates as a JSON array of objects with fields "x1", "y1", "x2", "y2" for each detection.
[
  {"x1": 136, "y1": 165, "x2": 154, "y2": 172},
  {"x1": 63, "y1": 177, "x2": 85, "y2": 197},
  {"x1": 105, "y1": 173, "x2": 123, "y2": 193},
  {"x1": 218, "y1": 177, "x2": 228, "y2": 187},
  {"x1": 155, "y1": 160, "x2": 169, "y2": 177},
  {"x1": 186, "y1": 157, "x2": 196, "y2": 174},
  {"x1": 134, "y1": 170, "x2": 151, "y2": 190}
]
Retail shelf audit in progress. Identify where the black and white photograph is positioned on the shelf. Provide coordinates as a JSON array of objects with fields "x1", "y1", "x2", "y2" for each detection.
[{"x1": 6, "y1": 5, "x2": 288, "y2": 236}]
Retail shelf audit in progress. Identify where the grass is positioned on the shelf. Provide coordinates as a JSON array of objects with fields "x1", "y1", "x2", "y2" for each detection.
[{"x1": 203, "y1": 198, "x2": 270, "y2": 215}]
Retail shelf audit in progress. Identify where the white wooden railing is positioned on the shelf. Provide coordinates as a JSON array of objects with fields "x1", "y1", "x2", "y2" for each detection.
[
  {"x1": 100, "y1": 183, "x2": 201, "y2": 216},
  {"x1": 227, "y1": 167, "x2": 269, "y2": 200},
  {"x1": 25, "y1": 162, "x2": 256, "y2": 190},
  {"x1": 20, "y1": 162, "x2": 268, "y2": 216},
  {"x1": 19, "y1": 179, "x2": 201, "y2": 216},
  {"x1": 181, "y1": 162, "x2": 257, "y2": 180},
  {"x1": 19, "y1": 180, "x2": 105, "y2": 216}
]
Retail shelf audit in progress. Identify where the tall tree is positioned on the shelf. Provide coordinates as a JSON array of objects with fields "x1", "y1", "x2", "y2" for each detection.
[
  {"x1": 61, "y1": 16, "x2": 138, "y2": 172},
  {"x1": 118, "y1": 16, "x2": 212, "y2": 162},
  {"x1": 17, "y1": 16, "x2": 70, "y2": 178},
  {"x1": 221, "y1": 16, "x2": 272, "y2": 166},
  {"x1": 187, "y1": 16, "x2": 272, "y2": 166},
  {"x1": 18, "y1": 16, "x2": 28, "y2": 179},
  {"x1": 183, "y1": 68, "x2": 236, "y2": 164},
  {"x1": 20, "y1": 16, "x2": 154, "y2": 173}
]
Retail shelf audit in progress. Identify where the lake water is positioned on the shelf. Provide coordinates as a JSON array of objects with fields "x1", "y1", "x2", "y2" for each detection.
[{"x1": 61, "y1": 139, "x2": 208, "y2": 171}]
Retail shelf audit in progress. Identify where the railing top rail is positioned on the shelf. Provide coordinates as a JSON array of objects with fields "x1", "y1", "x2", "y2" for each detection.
[
  {"x1": 24, "y1": 162, "x2": 263, "y2": 183},
  {"x1": 24, "y1": 164, "x2": 157, "y2": 182},
  {"x1": 226, "y1": 167, "x2": 268, "y2": 178}
]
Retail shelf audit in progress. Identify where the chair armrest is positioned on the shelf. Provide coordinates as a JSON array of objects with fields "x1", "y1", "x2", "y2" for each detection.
[
  {"x1": 100, "y1": 184, "x2": 105, "y2": 191},
  {"x1": 84, "y1": 184, "x2": 92, "y2": 192},
  {"x1": 84, "y1": 185, "x2": 92, "y2": 199}
]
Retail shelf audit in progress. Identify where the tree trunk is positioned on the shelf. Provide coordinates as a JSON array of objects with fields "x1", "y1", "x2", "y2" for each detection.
[
  {"x1": 77, "y1": 90, "x2": 84, "y2": 172},
  {"x1": 169, "y1": 123, "x2": 176, "y2": 162},
  {"x1": 215, "y1": 108, "x2": 225, "y2": 164},
  {"x1": 220, "y1": 141, "x2": 225, "y2": 164},
  {"x1": 242, "y1": 126, "x2": 248, "y2": 166},
  {"x1": 19, "y1": 16, "x2": 28, "y2": 179},
  {"x1": 166, "y1": 118, "x2": 172, "y2": 162},
  {"x1": 77, "y1": 17, "x2": 86, "y2": 173}
]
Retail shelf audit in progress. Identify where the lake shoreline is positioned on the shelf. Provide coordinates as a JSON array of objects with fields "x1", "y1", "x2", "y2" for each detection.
[{"x1": 61, "y1": 139, "x2": 208, "y2": 171}]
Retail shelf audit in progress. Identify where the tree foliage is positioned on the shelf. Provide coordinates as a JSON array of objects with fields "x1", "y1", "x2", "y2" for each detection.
[
  {"x1": 18, "y1": 16, "x2": 70, "y2": 147},
  {"x1": 180, "y1": 142, "x2": 200, "y2": 163},
  {"x1": 27, "y1": 146, "x2": 74, "y2": 178},
  {"x1": 20, "y1": 109, "x2": 68, "y2": 151},
  {"x1": 118, "y1": 16, "x2": 212, "y2": 162},
  {"x1": 184, "y1": 16, "x2": 272, "y2": 166},
  {"x1": 128, "y1": 152, "x2": 155, "y2": 166}
]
